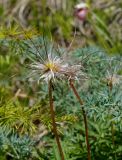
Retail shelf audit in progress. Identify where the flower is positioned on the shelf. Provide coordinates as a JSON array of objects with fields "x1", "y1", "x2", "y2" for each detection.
[
  {"x1": 30, "y1": 48, "x2": 83, "y2": 83},
  {"x1": 106, "y1": 73, "x2": 122, "y2": 86},
  {"x1": 74, "y1": 2, "x2": 89, "y2": 21}
]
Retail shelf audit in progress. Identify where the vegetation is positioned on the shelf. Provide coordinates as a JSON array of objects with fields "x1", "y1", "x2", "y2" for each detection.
[{"x1": 0, "y1": 0, "x2": 122, "y2": 160}]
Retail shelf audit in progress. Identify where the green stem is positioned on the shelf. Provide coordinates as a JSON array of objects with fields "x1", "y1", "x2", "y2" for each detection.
[
  {"x1": 69, "y1": 79, "x2": 91, "y2": 160},
  {"x1": 48, "y1": 80, "x2": 65, "y2": 160}
]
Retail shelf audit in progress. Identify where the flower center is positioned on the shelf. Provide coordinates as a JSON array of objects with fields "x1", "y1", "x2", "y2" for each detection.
[{"x1": 45, "y1": 61, "x2": 58, "y2": 72}]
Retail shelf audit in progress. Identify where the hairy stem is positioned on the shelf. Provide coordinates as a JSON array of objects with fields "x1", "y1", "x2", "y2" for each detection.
[
  {"x1": 69, "y1": 80, "x2": 91, "y2": 160},
  {"x1": 48, "y1": 80, "x2": 65, "y2": 160},
  {"x1": 108, "y1": 81, "x2": 116, "y2": 159},
  {"x1": 111, "y1": 121, "x2": 115, "y2": 145}
]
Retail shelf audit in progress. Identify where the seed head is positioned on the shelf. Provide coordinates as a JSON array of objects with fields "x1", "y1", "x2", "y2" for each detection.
[
  {"x1": 30, "y1": 49, "x2": 84, "y2": 83},
  {"x1": 106, "y1": 73, "x2": 122, "y2": 86}
]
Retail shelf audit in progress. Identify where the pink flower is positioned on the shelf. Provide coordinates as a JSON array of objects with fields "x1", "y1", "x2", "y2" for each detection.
[{"x1": 74, "y1": 3, "x2": 89, "y2": 21}]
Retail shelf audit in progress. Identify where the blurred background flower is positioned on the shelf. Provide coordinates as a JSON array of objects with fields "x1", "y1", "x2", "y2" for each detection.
[{"x1": 74, "y1": 2, "x2": 89, "y2": 21}]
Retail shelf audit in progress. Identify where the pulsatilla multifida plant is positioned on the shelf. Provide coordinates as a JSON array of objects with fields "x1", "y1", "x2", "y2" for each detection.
[{"x1": 27, "y1": 35, "x2": 91, "y2": 160}]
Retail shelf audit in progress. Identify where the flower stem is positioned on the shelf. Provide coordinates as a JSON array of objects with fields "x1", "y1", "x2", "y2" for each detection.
[
  {"x1": 69, "y1": 79, "x2": 91, "y2": 160},
  {"x1": 108, "y1": 81, "x2": 117, "y2": 159},
  {"x1": 111, "y1": 121, "x2": 115, "y2": 145},
  {"x1": 48, "y1": 80, "x2": 65, "y2": 160}
]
